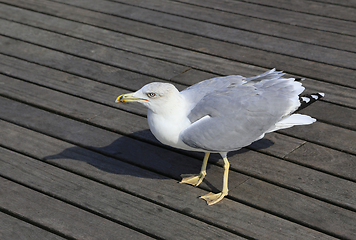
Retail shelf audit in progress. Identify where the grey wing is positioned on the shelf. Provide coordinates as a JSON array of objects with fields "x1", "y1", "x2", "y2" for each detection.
[
  {"x1": 181, "y1": 69, "x2": 285, "y2": 106},
  {"x1": 181, "y1": 75, "x2": 245, "y2": 106},
  {"x1": 180, "y1": 78, "x2": 304, "y2": 152}
]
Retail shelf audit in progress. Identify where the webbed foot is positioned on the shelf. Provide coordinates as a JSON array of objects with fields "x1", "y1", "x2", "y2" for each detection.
[
  {"x1": 200, "y1": 190, "x2": 228, "y2": 205},
  {"x1": 180, "y1": 172, "x2": 206, "y2": 186}
]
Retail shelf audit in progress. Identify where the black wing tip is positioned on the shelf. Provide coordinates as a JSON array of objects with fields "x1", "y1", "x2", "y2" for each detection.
[{"x1": 297, "y1": 92, "x2": 324, "y2": 111}]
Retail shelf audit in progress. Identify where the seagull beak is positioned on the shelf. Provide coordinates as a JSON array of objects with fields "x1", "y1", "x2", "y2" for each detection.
[{"x1": 116, "y1": 93, "x2": 148, "y2": 103}]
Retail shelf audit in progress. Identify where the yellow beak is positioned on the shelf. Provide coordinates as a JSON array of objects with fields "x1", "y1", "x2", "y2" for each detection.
[{"x1": 115, "y1": 93, "x2": 148, "y2": 103}]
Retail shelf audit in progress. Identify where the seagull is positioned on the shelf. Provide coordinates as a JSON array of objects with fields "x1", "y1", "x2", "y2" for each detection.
[{"x1": 116, "y1": 69, "x2": 324, "y2": 205}]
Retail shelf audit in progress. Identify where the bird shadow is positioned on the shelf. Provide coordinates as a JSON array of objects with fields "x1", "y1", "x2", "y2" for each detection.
[{"x1": 45, "y1": 129, "x2": 274, "y2": 183}]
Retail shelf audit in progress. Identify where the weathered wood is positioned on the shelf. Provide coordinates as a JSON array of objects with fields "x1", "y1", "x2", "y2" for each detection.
[
  {"x1": 316, "y1": 0, "x2": 356, "y2": 8},
  {"x1": 298, "y1": 100, "x2": 356, "y2": 131},
  {"x1": 228, "y1": 149, "x2": 356, "y2": 210},
  {"x1": 0, "y1": 23, "x2": 189, "y2": 82},
  {"x1": 301, "y1": 79, "x2": 356, "y2": 109},
  {"x1": 0, "y1": 25, "x2": 355, "y2": 115},
  {"x1": 0, "y1": 120, "x2": 348, "y2": 239},
  {"x1": 179, "y1": 0, "x2": 356, "y2": 22},
  {"x1": 52, "y1": 0, "x2": 356, "y2": 70},
  {"x1": 0, "y1": 0, "x2": 355, "y2": 239},
  {"x1": 0, "y1": 178, "x2": 155, "y2": 240},
  {"x1": 120, "y1": 0, "x2": 356, "y2": 41},
  {"x1": 2, "y1": 34, "x2": 356, "y2": 112},
  {"x1": 0, "y1": 148, "x2": 248, "y2": 240},
  {"x1": 0, "y1": 212, "x2": 66, "y2": 240},
  {"x1": 280, "y1": 121, "x2": 356, "y2": 154},
  {"x1": 0, "y1": 74, "x2": 151, "y2": 141},
  {"x1": 1, "y1": 96, "x2": 356, "y2": 239},
  {"x1": 3, "y1": 0, "x2": 355, "y2": 54},
  {"x1": 285, "y1": 142, "x2": 356, "y2": 181},
  {"x1": 2, "y1": 0, "x2": 356, "y2": 88}
]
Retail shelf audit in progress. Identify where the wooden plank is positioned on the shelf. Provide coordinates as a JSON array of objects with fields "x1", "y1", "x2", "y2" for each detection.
[
  {"x1": 171, "y1": 0, "x2": 356, "y2": 34},
  {"x1": 0, "y1": 53, "x2": 153, "y2": 116},
  {"x1": 121, "y1": 0, "x2": 356, "y2": 42},
  {"x1": 280, "y1": 121, "x2": 356, "y2": 154},
  {"x1": 182, "y1": 0, "x2": 356, "y2": 22},
  {"x1": 298, "y1": 100, "x2": 356, "y2": 131},
  {"x1": 52, "y1": 0, "x2": 356, "y2": 70},
  {"x1": 300, "y1": 79, "x2": 356, "y2": 109},
  {"x1": 0, "y1": 128, "x2": 338, "y2": 240},
  {"x1": 0, "y1": 148, "x2": 247, "y2": 240},
  {"x1": 0, "y1": 120, "x2": 348, "y2": 239},
  {"x1": 233, "y1": 178, "x2": 356, "y2": 239},
  {"x1": 0, "y1": 4, "x2": 248, "y2": 81},
  {"x1": 0, "y1": 179, "x2": 154, "y2": 240},
  {"x1": 0, "y1": 1, "x2": 354, "y2": 239},
  {"x1": 0, "y1": 73, "x2": 151, "y2": 141},
  {"x1": 0, "y1": 23, "x2": 189, "y2": 83},
  {"x1": 1, "y1": 0, "x2": 356, "y2": 89},
  {"x1": 283, "y1": 0, "x2": 356, "y2": 8},
  {"x1": 2, "y1": 1, "x2": 355, "y2": 86},
  {"x1": 0, "y1": 212, "x2": 66, "y2": 240},
  {"x1": 3, "y1": 0, "x2": 355, "y2": 54},
  {"x1": 285, "y1": 142, "x2": 356, "y2": 181},
  {"x1": 228, "y1": 149, "x2": 356, "y2": 210}
]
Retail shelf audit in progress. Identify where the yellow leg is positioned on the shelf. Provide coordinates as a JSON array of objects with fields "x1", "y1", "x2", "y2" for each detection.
[
  {"x1": 200, "y1": 157, "x2": 229, "y2": 205},
  {"x1": 180, "y1": 152, "x2": 210, "y2": 186}
]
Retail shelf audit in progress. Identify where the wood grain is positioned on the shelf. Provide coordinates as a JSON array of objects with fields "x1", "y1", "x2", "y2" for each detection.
[{"x1": 0, "y1": 0, "x2": 355, "y2": 238}]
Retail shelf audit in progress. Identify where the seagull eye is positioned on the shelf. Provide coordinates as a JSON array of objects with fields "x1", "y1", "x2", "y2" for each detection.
[{"x1": 147, "y1": 93, "x2": 156, "y2": 98}]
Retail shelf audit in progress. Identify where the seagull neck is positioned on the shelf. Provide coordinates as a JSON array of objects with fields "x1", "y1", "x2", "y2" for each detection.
[
  {"x1": 147, "y1": 95, "x2": 191, "y2": 149},
  {"x1": 152, "y1": 94, "x2": 187, "y2": 120}
]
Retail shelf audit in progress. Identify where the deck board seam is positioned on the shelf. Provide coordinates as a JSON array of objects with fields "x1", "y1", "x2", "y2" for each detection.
[
  {"x1": 0, "y1": 145, "x2": 258, "y2": 240},
  {"x1": 107, "y1": 0, "x2": 356, "y2": 36},
  {"x1": 230, "y1": 0, "x2": 356, "y2": 21},
  {"x1": 41, "y1": 1, "x2": 356, "y2": 66},
  {"x1": 0, "y1": 175, "x2": 165, "y2": 240},
  {"x1": 0, "y1": 142, "x2": 349, "y2": 239},
  {"x1": 289, "y1": 0, "x2": 356, "y2": 9},
  {"x1": 0, "y1": 138, "x2": 348, "y2": 240},
  {"x1": 1, "y1": 22, "x2": 356, "y2": 92},
  {"x1": 0, "y1": 196, "x2": 76, "y2": 240},
  {"x1": 0, "y1": 32, "x2": 180, "y2": 82},
  {"x1": 0, "y1": 1, "x2": 355, "y2": 239},
  {"x1": 1, "y1": 4, "x2": 356, "y2": 89}
]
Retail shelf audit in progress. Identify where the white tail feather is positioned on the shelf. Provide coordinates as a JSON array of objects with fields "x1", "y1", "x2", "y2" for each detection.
[{"x1": 267, "y1": 114, "x2": 316, "y2": 133}]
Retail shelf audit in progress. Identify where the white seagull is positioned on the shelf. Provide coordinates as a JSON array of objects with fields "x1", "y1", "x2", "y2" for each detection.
[{"x1": 116, "y1": 69, "x2": 324, "y2": 205}]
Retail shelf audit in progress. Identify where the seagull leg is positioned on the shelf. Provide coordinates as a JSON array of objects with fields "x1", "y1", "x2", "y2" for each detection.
[
  {"x1": 200, "y1": 157, "x2": 229, "y2": 205},
  {"x1": 180, "y1": 152, "x2": 210, "y2": 186}
]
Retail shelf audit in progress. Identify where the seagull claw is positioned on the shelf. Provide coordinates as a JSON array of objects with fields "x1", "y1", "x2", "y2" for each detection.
[
  {"x1": 180, "y1": 172, "x2": 206, "y2": 186},
  {"x1": 200, "y1": 191, "x2": 228, "y2": 205}
]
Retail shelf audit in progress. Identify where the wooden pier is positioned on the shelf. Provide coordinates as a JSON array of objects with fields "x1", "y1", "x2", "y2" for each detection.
[{"x1": 0, "y1": 0, "x2": 355, "y2": 239}]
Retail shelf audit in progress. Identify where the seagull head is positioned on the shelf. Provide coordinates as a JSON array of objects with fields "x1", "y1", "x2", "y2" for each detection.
[{"x1": 116, "y1": 82, "x2": 183, "y2": 114}]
